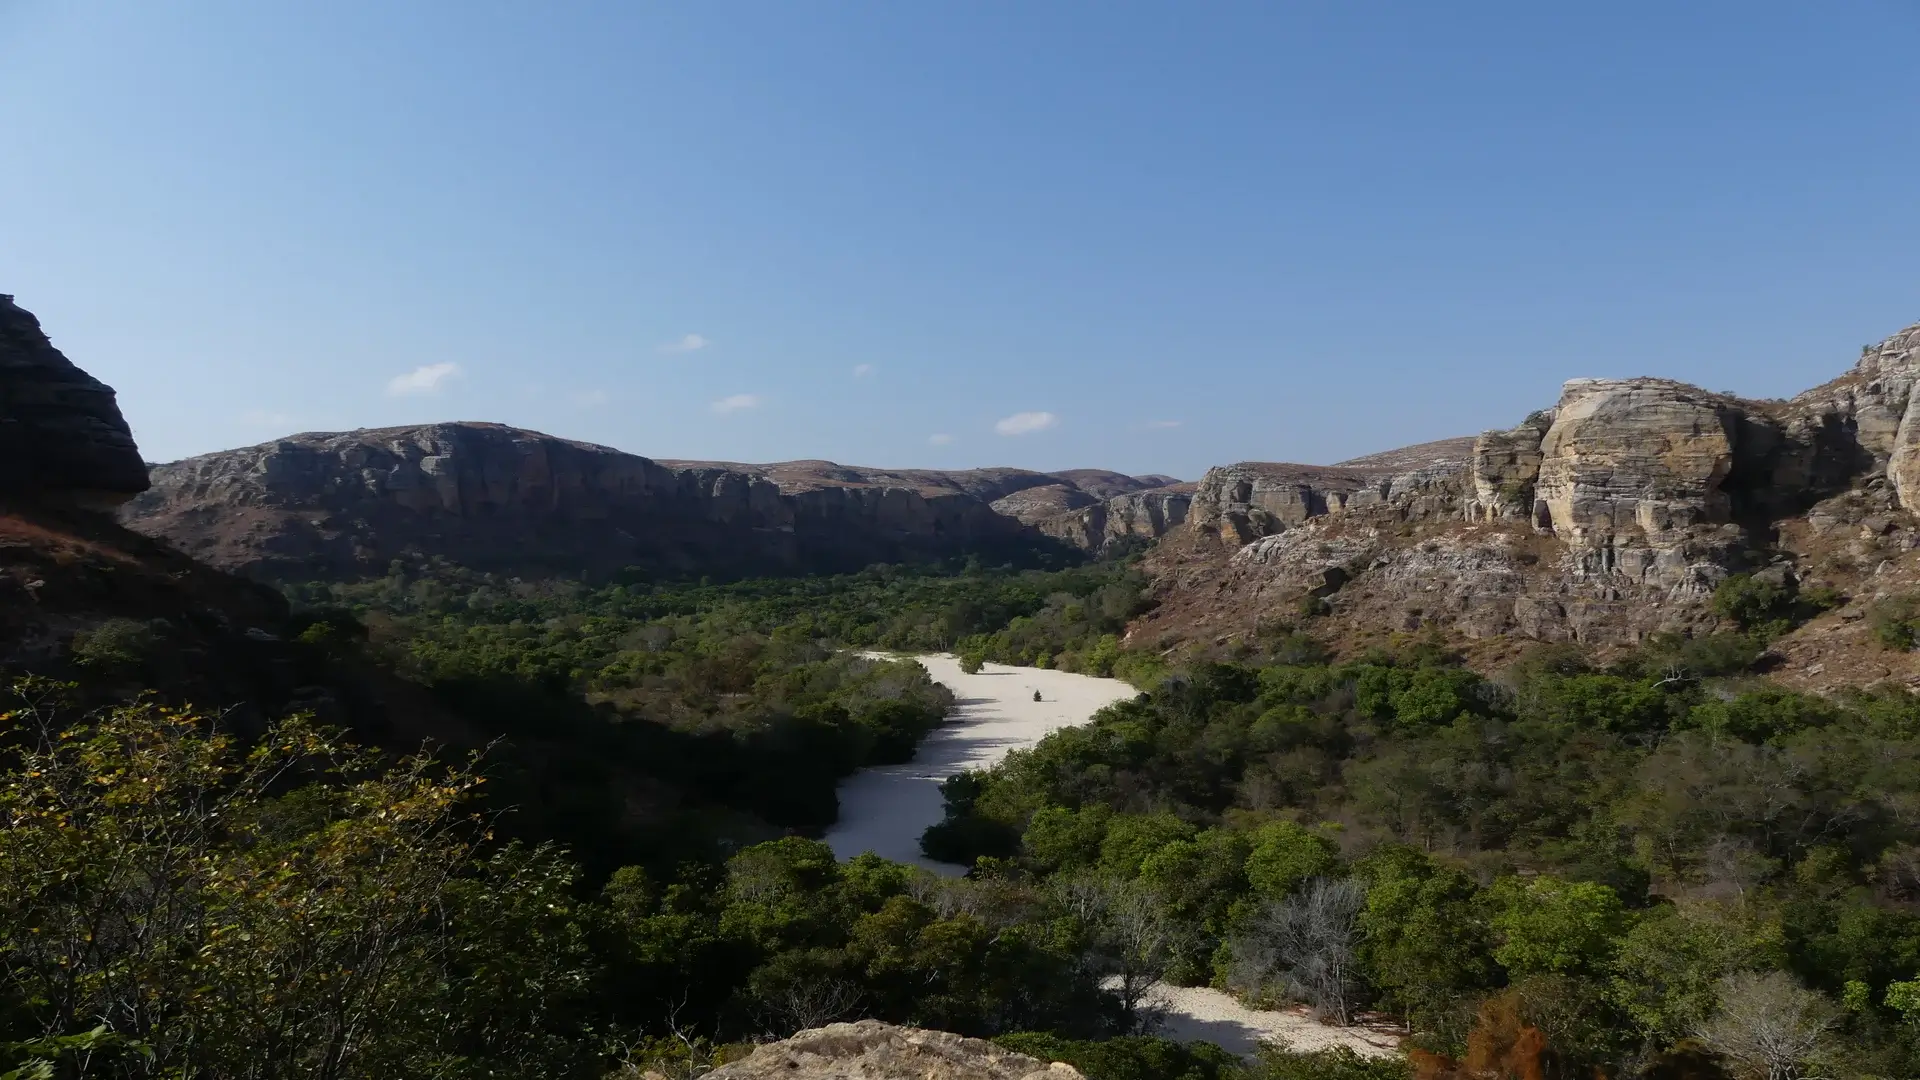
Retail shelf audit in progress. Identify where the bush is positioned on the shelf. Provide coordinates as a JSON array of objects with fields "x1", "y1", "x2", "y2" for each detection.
[
  {"x1": 1244, "y1": 1046, "x2": 1410, "y2": 1080},
  {"x1": 68, "y1": 617, "x2": 168, "y2": 672},
  {"x1": 1870, "y1": 595, "x2": 1920, "y2": 651},
  {"x1": 994, "y1": 1033, "x2": 1241, "y2": 1080},
  {"x1": 1712, "y1": 573, "x2": 1795, "y2": 636}
]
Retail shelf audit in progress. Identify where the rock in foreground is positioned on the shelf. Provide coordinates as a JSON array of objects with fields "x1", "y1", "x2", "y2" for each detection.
[{"x1": 704, "y1": 1021, "x2": 1084, "y2": 1080}]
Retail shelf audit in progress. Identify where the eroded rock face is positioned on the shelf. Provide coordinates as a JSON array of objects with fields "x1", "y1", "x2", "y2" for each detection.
[
  {"x1": 1533, "y1": 378, "x2": 1743, "y2": 595},
  {"x1": 1187, "y1": 437, "x2": 1478, "y2": 547},
  {"x1": 0, "y1": 295, "x2": 149, "y2": 505},
  {"x1": 121, "y1": 424, "x2": 1046, "y2": 580},
  {"x1": 1469, "y1": 411, "x2": 1553, "y2": 522},
  {"x1": 1034, "y1": 487, "x2": 1193, "y2": 552},
  {"x1": 703, "y1": 1021, "x2": 1083, "y2": 1080}
]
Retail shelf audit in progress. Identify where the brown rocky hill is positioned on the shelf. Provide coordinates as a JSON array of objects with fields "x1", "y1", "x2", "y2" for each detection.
[
  {"x1": 123, "y1": 424, "x2": 1190, "y2": 581},
  {"x1": 1135, "y1": 320, "x2": 1920, "y2": 688},
  {"x1": 700, "y1": 1021, "x2": 1082, "y2": 1080}
]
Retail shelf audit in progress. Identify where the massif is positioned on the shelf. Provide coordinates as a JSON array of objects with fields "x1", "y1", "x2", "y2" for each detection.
[{"x1": 9, "y1": 290, "x2": 1920, "y2": 686}]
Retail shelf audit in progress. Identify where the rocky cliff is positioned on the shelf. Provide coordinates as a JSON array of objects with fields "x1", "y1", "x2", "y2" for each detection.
[
  {"x1": 1139, "y1": 320, "x2": 1920, "y2": 667},
  {"x1": 0, "y1": 295, "x2": 323, "y2": 716},
  {"x1": 699, "y1": 1021, "x2": 1083, "y2": 1080},
  {"x1": 122, "y1": 425, "x2": 1189, "y2": 581},
  {"x1": 0, "y1": 294, "x2": 149, "y2": 506}
]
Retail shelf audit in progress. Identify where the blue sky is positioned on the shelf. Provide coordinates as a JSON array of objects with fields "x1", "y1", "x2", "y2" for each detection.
[{"x1": 3, "y1": 2, "x2": 1917, "y2": 478}]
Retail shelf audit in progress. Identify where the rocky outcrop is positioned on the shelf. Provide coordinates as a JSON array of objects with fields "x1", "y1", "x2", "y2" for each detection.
[
  {"x1": 0, "y1": 295, "x2": 149, "y2": 506},
  {"x1": 1187, "y1": 438, "x2": 1478, "y2": 547},
  {"x1": 1033, "y1": 487, "x2": 1193, "y2": 552},
  {"x1": 702, "y1": 1021, "x2": 1083, "y2": 1080},
  {"x1": 1533, "y1": 378, "x2": 1745, "y2": 595},
  {"x1": 1469, "y1": 412, "x2": 1553, "y2": 522}
]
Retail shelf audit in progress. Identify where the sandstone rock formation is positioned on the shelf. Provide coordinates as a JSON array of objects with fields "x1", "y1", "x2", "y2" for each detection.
[
  {"x1": 0, "y1": 294, "x2": 149, "y2": 506},
  {"x1": 993, "y1": 482, "x2": 1194, "y2": 554},
  {"x1": 702, "y1": 1021, "x2": 1083, "y2": 1080},
  {"x1": 1187, "y1": 438, "x2": 1477, "y2": 547},
  {"x1": 122, "y1": 425, "x2": 1189, "y2": 580}
]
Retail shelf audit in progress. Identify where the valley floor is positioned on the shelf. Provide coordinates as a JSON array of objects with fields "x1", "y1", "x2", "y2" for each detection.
[
  {"x1": 831, "y1": 655, "x2": 1405, "y2": 1061},
  {"x1": 825, "y1": 653, "x2": 1138, "y2": 871}
]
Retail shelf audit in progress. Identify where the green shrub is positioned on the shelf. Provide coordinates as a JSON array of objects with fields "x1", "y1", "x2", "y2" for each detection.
[
  {"x1": 1712, "y1": 573, "x2": 1795, "y2": 635},
  {"x1": 994, "y1": 1033, "x2": 1241, "y2": 1080},
  {"x1": 1244, "y1": 1046, "x2": 1410, "y2": 1080},
  {"x1": 68, "y1": 617, "x2": 168, "y2": 672},
  {"x1": 1870, "y1": 595, "x2": 1920, "y2": 651}
]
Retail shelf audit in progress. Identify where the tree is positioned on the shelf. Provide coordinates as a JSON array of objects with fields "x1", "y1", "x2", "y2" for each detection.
[
  {"x1": 1355, "y1": 852, "x2": 1496, "y2": 1036},
  {"x1": 1243, "y1": 821, "x2": 1339, "y2": 901},
  {"x1": 1229, "y1": 877, "x2": 1368, "y2": 1025},
  {"x1": 1693, "y1": 971, "x2": 1838, "y2": 1080},
  {"x1": 1608, "y1": 903, "x2": 1770, "y2": 1044},
  {"x1": 1489, "y1": 875, "x2": 1631, "y2": 978},
  {"x1": 0, "y1": 683, "x2": 595, "y2": 1080},
  {"x1": 1053, "y1": 876, "x2": 1189, "y2": 1032}
]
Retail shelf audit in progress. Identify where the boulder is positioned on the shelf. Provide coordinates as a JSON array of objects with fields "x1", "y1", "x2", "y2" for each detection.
[
  {"x1": 704, "y1": 1021, "x2": 1084, "y2": 1080},
  {"x1": 1535, "y1": 378, "x2": 1740, "y2": 591}
]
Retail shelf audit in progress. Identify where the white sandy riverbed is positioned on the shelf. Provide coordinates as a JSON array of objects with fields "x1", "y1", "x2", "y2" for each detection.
[
  {"x1": 823, "y1": 654, "x2": 1136, "y2": 873},
  {"x1": 1133, "y1": 982, "x2": 1403, "y2": 1059}
]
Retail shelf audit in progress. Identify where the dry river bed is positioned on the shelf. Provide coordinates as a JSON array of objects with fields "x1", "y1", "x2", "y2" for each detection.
[{"x1": 824, "y1": 654, "x2": 1400, "y2": 1060}]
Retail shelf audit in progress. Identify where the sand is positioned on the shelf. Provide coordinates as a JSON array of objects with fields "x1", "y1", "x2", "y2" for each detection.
[{"x1": 823, "y1": 653, "x2": 1137, "y2": 873}]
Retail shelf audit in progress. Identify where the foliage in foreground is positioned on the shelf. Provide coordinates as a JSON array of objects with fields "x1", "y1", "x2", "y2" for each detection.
[{"x1": 0, "y1": 680, "x2": 594, "y2": 1079}]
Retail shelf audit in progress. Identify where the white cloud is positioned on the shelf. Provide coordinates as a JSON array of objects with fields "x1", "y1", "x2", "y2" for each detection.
[
  {"x1": 659, "y1": 333, "x2": 710, "y2": 354},
  {"x1": 852, "y1": 363, "x2": 875, "y2": 378},
  {"x1": 711, "y1": 393, "x2": 762, "y2": 415},
  {"x1": 574, "y1": 389, "x2": 610, "y2": 408},
  {"x1": 1146, "y1": 419, "x2": 1182, "y2": 429},
  {"x1": 386, "y1": 362, "x2": 462, "y2": 396},
  {"x1": 928, "y1": 433, "x2": 955, "y2": 446},
  {"x1": 240, "y1": 408, "x2": 292, "y2": 428},
  {"x1": 994, "y1": 411, "x2": 1058, "y2": 436}
]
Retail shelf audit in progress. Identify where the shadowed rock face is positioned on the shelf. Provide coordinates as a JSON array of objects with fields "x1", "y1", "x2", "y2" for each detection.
[
  {"x1": 0, "y1": 295, "x2": 149, "y2": 506},
  {"x1": 702, "y1": 1021, "x2": 1083, "y2": 1080}
]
